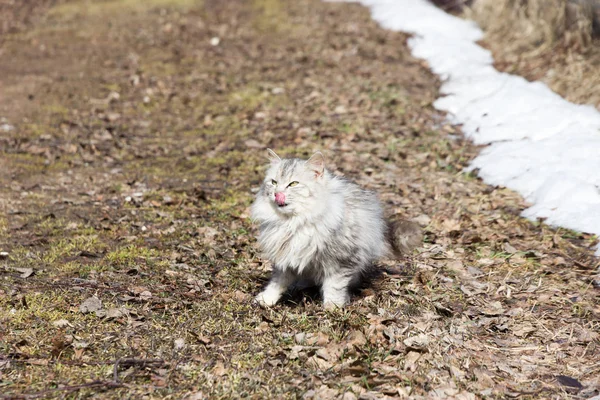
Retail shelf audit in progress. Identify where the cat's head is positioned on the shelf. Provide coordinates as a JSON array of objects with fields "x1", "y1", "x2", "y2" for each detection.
[{"x1": 260, "y1": 149, "x2": 326, "y2": 216}]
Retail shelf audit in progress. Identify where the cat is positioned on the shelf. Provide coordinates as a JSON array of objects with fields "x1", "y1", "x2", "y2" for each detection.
[{"x1": 251, "y1": 149, "x2": 422, "y2": 308}]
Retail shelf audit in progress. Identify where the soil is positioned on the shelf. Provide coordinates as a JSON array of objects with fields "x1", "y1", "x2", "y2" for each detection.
[{"x1": 1, "y1": 0, "x2": 599, "y2": 399}]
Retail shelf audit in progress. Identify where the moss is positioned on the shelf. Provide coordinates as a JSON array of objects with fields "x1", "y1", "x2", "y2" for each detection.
[
  {"x1": 252, "y1": 0, "x2": 291, "y2": 33},
  {"x1": 0, "y1": 215, "x2": 8, "y2": 239},
  {"x1": 33, "y1": 217, "x2": 68, "y2": 237},
  {"x1": 102, "y1": 83, "x2": 122, "y2": 93},
  {"x1": 42, "y1": 235, "x2": 107, "y2": 264},
  {"x1": 142, "y1": 61, "x2": 180, "y2": 78},
  {"x1": 4, "y1": 291, "x2": 73, "y2": 328},
  {"x1": 17, "y1": 123, "x2": 48, "y2": 139},
  {"x1": 229, "y1": 87, "x2": 267, "y2": 110},
  {"x1": 49, "y1": 0, "x2": 202, "y2": 19},
  {"x1": 42, "y1": 104, "x2": 70, "y2": 117},
  {"x1": 58, "y1": 261, "x2": 103, "y2": 278},
  {"x1": 3, "y1": 153, "x2": 75, "y2": 176},
  {"x1": 104, "y1": 245, "x2": 160, "y2": 268}
]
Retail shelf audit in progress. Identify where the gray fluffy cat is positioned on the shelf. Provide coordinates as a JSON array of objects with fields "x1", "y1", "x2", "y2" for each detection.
[{"x1": 251, "y1": 149, "x2": 422, "y2": 308}]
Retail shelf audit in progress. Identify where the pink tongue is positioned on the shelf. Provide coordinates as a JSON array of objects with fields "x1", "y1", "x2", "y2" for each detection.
[{"x1": 275, "y1": 192, "x2": 286, "y2": 205}]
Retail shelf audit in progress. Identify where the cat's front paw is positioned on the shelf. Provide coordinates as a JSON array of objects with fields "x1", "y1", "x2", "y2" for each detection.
[
  {"x1": 322, "y1": 287, "x2": 349, "y2": 310},
  {"x1": 254, "y1": 290, "x2": 280, "y2": 307},
  {"x1": 323, "y1": 299, "x2": 347, "y2": 310}
]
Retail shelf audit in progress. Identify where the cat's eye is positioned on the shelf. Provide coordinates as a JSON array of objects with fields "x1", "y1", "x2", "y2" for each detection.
[
  {"x1": 287, "y1": 181, "x2": 299, "y2": 187},
  {"x1": 271, "y1": 179, "x2": 277, "y2": 186}
]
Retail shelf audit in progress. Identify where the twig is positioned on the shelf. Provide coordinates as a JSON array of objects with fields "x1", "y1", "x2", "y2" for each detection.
[
  {"x1": 113, "y1": 358, "x2": 166, "y2": 383},
  {"x1": 1, "y1": 355, "x2": 166, "y2": 370},
  {"x1": 3, "y1": 356, "x2": 169, "y2": 397},
  {"x1": 0, "y1": 380, "x2": 124, "y2": 400}
]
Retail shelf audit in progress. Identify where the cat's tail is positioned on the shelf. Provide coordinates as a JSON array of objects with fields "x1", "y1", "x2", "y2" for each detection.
[{"x1": 387, "y1": 218, "x2": 423, "y2": 258}]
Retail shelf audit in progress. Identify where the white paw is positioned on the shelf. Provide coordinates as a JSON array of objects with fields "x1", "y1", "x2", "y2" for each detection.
[
  {"x1": 254, "y1": 290, "x2": 280, "y2": 307},
  {"x1": 323, "y1": 298, "x2": 348, "y2": 310}
]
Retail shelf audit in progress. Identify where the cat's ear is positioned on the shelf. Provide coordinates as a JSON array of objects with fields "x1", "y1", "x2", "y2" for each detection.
[
  {"x1": 306, "y1": 151, "x2": 325, "y2": 178},
  {"x1": 266, "y1": 148, "x2": 281, "y2": 164}
]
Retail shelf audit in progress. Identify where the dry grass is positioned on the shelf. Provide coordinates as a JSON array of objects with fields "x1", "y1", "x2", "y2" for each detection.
[
  {"x1": 0, "y1": 0, "x2": 63, "y2": 36},
  {"x1": 466, "y1": 0, "x2": 600, "y2": 108},
  {"x1": 469, "y1": 0, "x2": 597, "y2": 51}
]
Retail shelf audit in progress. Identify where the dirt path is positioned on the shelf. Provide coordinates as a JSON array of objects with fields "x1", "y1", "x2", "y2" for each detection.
[{"x1": 1, "y1": 1, "x2": 599, "y2": 398}]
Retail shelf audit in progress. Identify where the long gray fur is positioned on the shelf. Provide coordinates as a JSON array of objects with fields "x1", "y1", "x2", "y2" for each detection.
[{"x1": 251, "y1": 149, "x2": 419, "y2": 308}]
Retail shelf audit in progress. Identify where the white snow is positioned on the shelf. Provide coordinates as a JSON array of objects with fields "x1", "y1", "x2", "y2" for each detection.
[{"x1": 330, "y1": 0, "x2": 600, "y2": 255}]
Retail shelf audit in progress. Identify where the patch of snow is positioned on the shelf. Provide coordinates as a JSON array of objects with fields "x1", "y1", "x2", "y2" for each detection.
[{"x1": 329, "y1": 0, "x2": 600, "y2": 255}]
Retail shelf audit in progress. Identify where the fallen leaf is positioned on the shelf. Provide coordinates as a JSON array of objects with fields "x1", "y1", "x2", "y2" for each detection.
[
  {"x1": 306, "y1": 332, "x2": 329, "y2": 346},
  {"x1": 413, "y1": 214, "x2": 431, "y2": 226},
  {"x1": 404, "y1": 351, "x2": 421, "y2": 371},
  {"x1": 73, "y1": 340, "x2": 89, "y2": 349},
  {"x1": 151, "y1": 374, "x2": 167, "y2": 387},
  {"x1": 288, "y1": 345, "x2": 305, "y2": 360},
  {"x1": 162, "y1": 195, "x2": 175, "y2": 205},
  {"x1": 174, "y1": 338, "x2": 185, "y2": 350},
  {"x1": 334, "y1": 105, "x2": 347, "y2": 114},
  {"x1": 307, "y1": 355, "x2": 333, "y2": 370},
  {"x1": 255, "y1": 321, "x2": 270, "y2": 333},
  {"x1": 186, "y1": 392, "x2": 206, "y2": 400},
  {"x1": 79, "y1": 297, "x2": 102, "y2": 314},
  {"x1": 52, "y1": 319, "x2": 73, "y2": 328},
  {"x1": 556, "y1": 375, "x2": 583, "y2": 391},
  {"x1": 233, "y1": 290, "x2": 250, "y2": 302},
  {"x1": 73, "y1": 348, "x2": 85, "y2": 359},
  {"x1": 14, "y1": 267, "x2": 34, "y2": 278},
  {"x1": 295, "y1": 332, "x2": 306, "y2": 344},
  {"x1": 512, "y1": 323, "x2": 536, "y2": 338},
  {"x1": 244, "y1": 139, "x2": 263, "y2": 149},
  {"x1": 50, "y1": 333, "x2": 73, "y2": 357},
  {"x1": 195, "y1": 334, "x2": 211, "y2": 345},
  {"x1": 197, "y1": 226, "x2": 219, "y2": 246},
  {"x1": 345, "y1": 330, "x2": 366, "y2": 348},
  {"x1": 481, "y1": 301, "x2": 505, "y2": 316},
  {"x1": 212, "y1": 361, "x2": 227, "y2": 377},
  {"x1": 446, "y1": 260, "x2": 466, "y2": 277},
  {"x1": 403, "y1": 334, "x2": 430, "y2": 352},
  {"x1": 341, "y1": 392, "x2": 357, "y2": 400},
  {"x1": 139, "y1": 291, "x2": 152, "y2": 301},
  {"x1": 105, "y1": 307, "x2": 127, "y2": 319},
  {"x1": 442, "y1": 218, "x2": 461, "y2": 233}
]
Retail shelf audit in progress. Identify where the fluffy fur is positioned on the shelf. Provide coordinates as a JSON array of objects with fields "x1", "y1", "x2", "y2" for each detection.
[{"x1": 251, "y1": 149, "x2": 419, "y2": 308}]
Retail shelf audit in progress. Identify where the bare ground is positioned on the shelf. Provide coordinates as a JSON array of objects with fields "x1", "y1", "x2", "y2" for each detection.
[{"x1": 0, "y1": 1, "x2": 599, "y2": 399}]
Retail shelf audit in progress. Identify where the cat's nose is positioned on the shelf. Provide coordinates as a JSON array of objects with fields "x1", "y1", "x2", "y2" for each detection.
[{"x1": 274, "y1": 192, "x2": 286, "y2": 205}]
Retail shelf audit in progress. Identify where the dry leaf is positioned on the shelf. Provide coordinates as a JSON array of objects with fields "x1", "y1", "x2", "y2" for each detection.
[
  {"x1": 79, "y1": 297, "x2": 102, "y2": 314},
  {"x1": 403, "y1": 334, "x2": 430, "y2": 352},
  {"x1": 306, "y1": 332, "x2": 329, "y2": 346},
  {"x1": 404, "y1": 351, "x2": 421, "y2": 371},
  {"x1": 212, "y1": 361, "x2": 227, "y2": 377},
  {"x1": 14, "y1": 267, "x2": 34, "y2": 278},
  {"x1": 52, "y1": 319, "x2": 73, "y2": 328},
  {"x1": 345, "y1": 330, "x2": 366, "y2": 348},
  {"x1": 174, "y1": 338, "x2": 186, "y2": 350}
]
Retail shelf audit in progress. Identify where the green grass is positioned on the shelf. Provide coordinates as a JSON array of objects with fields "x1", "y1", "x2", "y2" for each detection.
[{"x1": 104, "y1": 245, "x2": 160, "y2": 268}]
